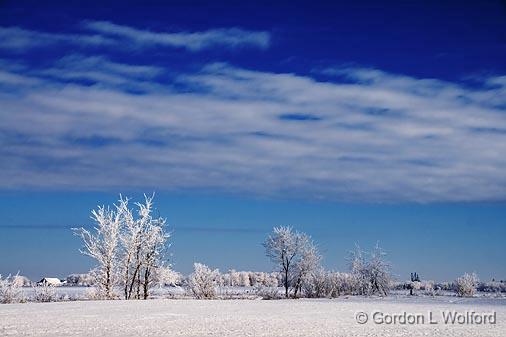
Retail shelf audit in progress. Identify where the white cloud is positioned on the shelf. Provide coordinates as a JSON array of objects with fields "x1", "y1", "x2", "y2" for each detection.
[
  {"x1": 0, "y1": 26, "x2": 114, "y2": 51},
  {"x1": 0, "y1": 22, "x2": 270, "y2": 53},
  {"x1": 83, "y1": 21, "x2": 271, "y2": 51},
  {"x1": 1, "y1": 57, "x2": 505, "y2": 202},
  {"x1": 36, "y1": 54, "x2": 164, "y2": 87}
]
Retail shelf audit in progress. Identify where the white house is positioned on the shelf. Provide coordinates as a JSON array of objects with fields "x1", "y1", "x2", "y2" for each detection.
[{"x1": 37, "y1": 277, "x2": 62, "y2": 286}]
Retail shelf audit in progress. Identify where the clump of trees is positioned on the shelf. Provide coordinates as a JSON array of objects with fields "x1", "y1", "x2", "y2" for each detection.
[
  {"x1": 348, "y1": 244, "x2": 391, "y2": 296},
  {"x1": 302, "y1": 270, "x2": 356, "y2": 298},
  {"x1": 73, "y1": 194, "x2": 170, "y2": 300},
  {"x1": 262, "y1": 226, "x2": 392, "y2": 299},
  {"x1": 185, "y1": 264, "x2": 281, "y2": 299},
  {"x1": 263, "y1": 226, "x2": 321, "y2": 298},
  {"x1": 300, "y1": 245, "x2": 392, "y2": 298},
  {"x1": 455, "y1": 272, "x2": 479, "y2": 297}
]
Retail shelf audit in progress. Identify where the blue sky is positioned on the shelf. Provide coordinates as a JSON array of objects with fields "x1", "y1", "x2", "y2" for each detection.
[{"x1": 0, "y1": 1, "x2": 505, "y2": 281}]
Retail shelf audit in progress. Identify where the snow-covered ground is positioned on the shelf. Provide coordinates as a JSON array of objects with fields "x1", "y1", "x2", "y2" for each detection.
[{"x1": 1, "y1": 297, "x2": 504, "y2": 336}]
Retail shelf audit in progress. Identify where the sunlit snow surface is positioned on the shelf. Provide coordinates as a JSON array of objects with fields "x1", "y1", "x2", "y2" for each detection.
[{"x1": 1, "y1": 296, "x2": 505, "y2": 336}]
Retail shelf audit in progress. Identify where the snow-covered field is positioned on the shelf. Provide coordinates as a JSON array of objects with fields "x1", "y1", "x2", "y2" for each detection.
[{"x1": 1, "y1": 297, "x2": 504, "y2": 337}]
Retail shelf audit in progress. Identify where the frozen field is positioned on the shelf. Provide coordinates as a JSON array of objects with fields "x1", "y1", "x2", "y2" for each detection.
[{"x1": 1, "y1": 297, "x2": 505, "y2": 337}]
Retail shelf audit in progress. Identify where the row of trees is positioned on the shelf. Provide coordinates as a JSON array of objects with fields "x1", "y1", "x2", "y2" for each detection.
[
  {"x1": 68, "y1": 196, "x2": 483, "y2": 301},
  {"x1": 73, "y1": 194, "x2": 169, "y2": 300},
  {"x1": 71, "y1": 195, "x2": 393, "y2": 300},
  {"x1": 263, "y1": 226, "x2": 392, "y2": 298}
]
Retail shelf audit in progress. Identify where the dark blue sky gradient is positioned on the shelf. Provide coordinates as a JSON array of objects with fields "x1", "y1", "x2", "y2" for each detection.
[{"x1": 1, "y1": 1, "x2": 505, "y2": 79}]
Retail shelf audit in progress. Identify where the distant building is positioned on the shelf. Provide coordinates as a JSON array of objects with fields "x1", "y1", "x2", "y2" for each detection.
[{"x1": 37, "y1": 277, "x2": 62, "y2": 286}]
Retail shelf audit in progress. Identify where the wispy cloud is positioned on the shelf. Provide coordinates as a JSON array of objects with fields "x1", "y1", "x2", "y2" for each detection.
[
  {"x1": 1, "y1": 54, "x2": 505, "y2": 202},
  {"x1": 37, "y1": 54, "x2": 164, "y2": 87},
  {"x1": 0, "y1": 26, "x2": 114, "y2": 52},
  {"x1": 83, "y1": 21, "x2": 270, "y2": 51},
  {"x1": 0, "y1": 22, "x2": 270, "y2": 53}
]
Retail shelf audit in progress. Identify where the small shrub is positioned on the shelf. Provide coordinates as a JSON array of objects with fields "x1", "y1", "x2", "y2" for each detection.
[
  {"x1": 302, "y1": 269, "x2": 329, "y2": 298},
  {"x1": 254, "y1": 285, "x2": 282, "y2": 300},
  {"x1": 188, "y1": 263, "x2": 219, "y2": 299},
  {"x1": 327, "y1": 272, "x2": 356, "y2": 297},
  {"x1": 455, "y1": 272, "x2": 479, "y2": 297},
  {"x1": 33, "y1": 284, "x2": 58, "y2": 302},
  {"x1": 422, "y1": 281, "x2": 436, "y2": 296}
]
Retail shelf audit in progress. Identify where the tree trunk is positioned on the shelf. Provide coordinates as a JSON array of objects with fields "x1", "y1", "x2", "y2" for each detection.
[
  {"x1": 143, "y1": 267, "x2": 150, "y2": 300},
  {"x1": 123, "y1": 254, "x2": 132, "y2": 300},
  {"x1": 284, "y1": 269, "x2": 289, "y2": 298},
  {"x1": 136, "y1": 271, "x2": 141, "y2": 299},
  {"x1": 105, "y1": 266, "x2": 111, "y2": 299},
  {"x1": 127, "y1": 262, "x2": 141, "y2": 299}
]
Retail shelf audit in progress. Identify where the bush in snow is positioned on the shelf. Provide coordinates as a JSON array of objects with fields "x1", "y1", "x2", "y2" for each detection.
[
  {"x1": 410, "y1": 281, "x2": 421, "y2": 292},
  {"x1": 254, "y1": 285, "x2": 282, "y2": 300},
  {"x1": 423, "y1": 281, "x2": 436, "y2": 296},
  {"x1": 0, "y1": 274, "x2": 24, "y2": 304},
  {"x1": 302, "y1": 268, "x2": 329, "y2": 298},
  {"x1": 328, "y1": 272, "x2": 356, "y2": 297},
  {"x1": 188, "y1": 263, "x2": 219, "y2": 299},
  {"x1": 455, "y1": 272, "x2": 479, "y2": 297},
  {"x1": 303, "y1": 270, "x2": 356, "y2": 298},
  {"x1": 33, "y1": 284, "x2": 57, "y2": 302},
  {"x1": 156, "y1": 267, "x2": 183, "y2": 287}
]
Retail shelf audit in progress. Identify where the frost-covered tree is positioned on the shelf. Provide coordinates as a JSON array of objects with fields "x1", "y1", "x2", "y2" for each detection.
[
  {"x1": 292, "y1": 239, "x2": 321, "y2": 298},
  {"x1": 368, "y1": 244, "x2": 391, "y2": 296},
  {"x1": 238, "y1": 272, "x2": 251, "y2": 287},
  {"x1": 0, "y1": 274, "x2": 24, "y2": 304},
  {"x1": 140, "y1": 220, "x2": 168, "y2": 299},
  {"x1": 263, "y1": 226, "x2": 318, "y2": 298},
  {"x1": 188, "y1": 263, "x2": 219, "y2": 299},
  {"x1": 455, "y1": 272, "x2": 479, "y2": 297},
  {"x1": 349, "y1": 243, "x2": 391, "y2": 296},
  {"x1": 349, "y1": 245, "x2": 369, "y2": 295},
  {"x1": 74, "y1": 194, "x2": 170, "y2": 300},
  {"x1": 73, "y1": 200, "x2": 123, "y2": 299},
  {"x1": 119, "y1": 194, "x2": 169, "y2": 300}
]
